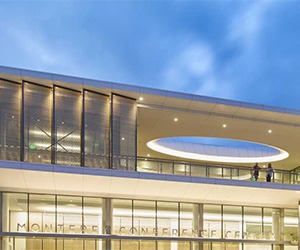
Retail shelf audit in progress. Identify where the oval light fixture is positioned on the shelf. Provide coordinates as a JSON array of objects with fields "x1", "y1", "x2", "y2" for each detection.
[{"x1": 147, "y1": 136, "x2": 289, "y2": 163}]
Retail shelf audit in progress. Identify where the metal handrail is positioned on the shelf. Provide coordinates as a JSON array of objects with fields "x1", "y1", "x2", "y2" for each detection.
[{"x1": 137, "y1": 157, "x2": 300, "y2": 184}]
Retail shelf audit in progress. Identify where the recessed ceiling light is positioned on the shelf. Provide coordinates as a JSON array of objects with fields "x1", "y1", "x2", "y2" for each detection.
[
  {"x1": 139, "y1": 97, "x2": 144, "y2": 101},
  {"x1": 223, "y1": 124, "x2": 227, "y2": 128},
  {"x1": 268, "y1": 130, "x2": 272, "y2": 134},
  {"x1": 147, "y1": 154, "x2": 150, "y2": 157},
  {"x1": 174, "y1": 118, "x2": 178, "y2": 122},
  {"x1": 122, "y1": 137, "x2": 125, "y2": 141}
]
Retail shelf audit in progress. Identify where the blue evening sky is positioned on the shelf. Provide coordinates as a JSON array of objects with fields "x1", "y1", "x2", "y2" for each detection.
[{"x1": 1, "y1": 1, "x2": 300, "y2": 109}]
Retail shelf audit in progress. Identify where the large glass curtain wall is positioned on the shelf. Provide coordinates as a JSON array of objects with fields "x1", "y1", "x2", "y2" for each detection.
[
  {"x1": 2, "y1": 193, "x2": 299, "y2": 250},
  {"x1": 3, "y1": 192, "x2": 298, "y2": 241},
  {"x1": 24, "y1": 82, "x2": 52, "y2": 164},
  {"x1": 0, "y1": 79, "x2": 21, "y2": 161},
  {"x1": 111, "y1": 94, "x2": 137, "y2": 171},
  {"x1": 83, "y1": 90, "x2": 110, "y2": 168},
  {"x1": 0, "y1": 79, "x2": 136, "y2": 168},
  {"x1": 53, "y1": 87, "x2": 81, "y2": 166}
]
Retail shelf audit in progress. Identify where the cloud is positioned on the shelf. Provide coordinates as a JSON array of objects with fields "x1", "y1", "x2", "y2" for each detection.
[
  {"x1": 162, "y1": 41, "x2": 216, "y2": 92},
  {"x1": 162, "y1": 40, "x2": 235, "y2": 98},
  {"x1": 0, "y1": 20, "x2": 75, "y2": 72},
  {"x1": 228, "y1": 1, "x2": 273, "y2": 48},
  {"x1": 161, "y1": 1, "x2": 275, "y2": 101}
]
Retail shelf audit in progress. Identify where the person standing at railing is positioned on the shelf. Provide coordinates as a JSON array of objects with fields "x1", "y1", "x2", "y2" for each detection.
[
  {"x1": 252, "y1": 163, "x2": 261, "y2": 181},
  {"x1": 266, "y1": 163, "x2": 274, "y2": 182}
]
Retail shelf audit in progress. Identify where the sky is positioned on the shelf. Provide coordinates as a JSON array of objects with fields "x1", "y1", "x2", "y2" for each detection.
[{"x1": 1, "y1": 1, "x2": 300, "y2": 109}]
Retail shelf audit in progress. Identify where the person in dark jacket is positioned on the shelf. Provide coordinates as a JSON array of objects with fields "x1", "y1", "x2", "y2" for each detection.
[
  {"x1": 252, "y1": 163, "x2": 261, "y2": 181},
  {"x1": 266, "y1": 163, "x2": 274, "y2": 182}
]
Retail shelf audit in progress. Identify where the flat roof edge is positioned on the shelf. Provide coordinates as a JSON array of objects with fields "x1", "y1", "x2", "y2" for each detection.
[{"x1": 1, "y1": 65, "x2": 300, "y2": 116}]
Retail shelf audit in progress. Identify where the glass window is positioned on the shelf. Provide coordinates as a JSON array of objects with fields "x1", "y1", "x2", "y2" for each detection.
[
  {"x1": 83, "y1": 197, "x2": 102, "y2": 234},
  {"x1": 209, "y1": 167, "x2": 222, "y2": 178},
  {"x1": 111, "y1": 240, "x2": 121, "y2": 250},
  {"x1": 111, "y1": 94, "x2": 137, "y2": 171},
  {"x1": 179, "y1": 203, "x2": 194, "y2": 237},
  {"x1": 121, "y1": 240, "x2": 139, "y2": 250},
  {"x1": 177, "y1": 241, "x2": 191, "y2": 250},
  {"x1": 239, "y1": 169, "x2": 252, "y2": 181},
  {"x1": 29, "y1": 194, "x2": 55, "y2": 233},
  {"x1": 223, "y1": 205, "x2": 242, "y2": 239},
  {"x1": 133, "y1": 200, "x2": 156, "y2": 236},
  {"x1": 160, "y1": 162, "x2": 173, "y2": 174},
  {"x1": 140, "y1": 241, "x2": 156, "y2": 250},
  {"x1": 26, "y1": 238, "x2": 42, "y2": 250},
  {"x1": 244, "y1": 207, "x2": 262, "y2": 240},
  {"x1": 84, "y1": 91, "x2": 109, "y2": 168},
  {"x1": 57, "y1": 239, "x2": 83, "y2": 250},
  {"x1": 174, "y1": 163, "x2": 190, "y2": 176},
  {"x1": 223, "y1": 168, "x2": 232, "y2": 179},
  {"x1": 24, "y1": 82, "x2": 52, "y2": 164},
  {"x1": 57, "y1": 196, "x2": 82, "y2": 234},
  {"x1": 203, "y1": 204, "x2": 221, "y2": 238},
  {"x1": 42, "y1": 238, "x2": 56, "y2": 250},
  {"x1": 137, "y1": 159, "x2": 159, "y2": 173},
  {"x1": 284, "y1": 209, "x2": 298, "y2": 243},
  {"x1": 191, "y1": 164, "x2": 207, "y2": 177},
  {"x1": 2, "y1": 193, "x2": 28, "y2": 232},
  {"x1": 0, "y1": 80, "x2": 21, "y2": 161},
  {"x1": 263, "y1": 208, "x2": 280, "y2": 240},
  {"x1": 54, "y1": 87, "x2": 81, "y2": 166},
  {"x1": 157, "y1": 202, "x2": 179, "y2": 237},
  {"x1": 83, "y1": 239, "x2": 98, "y2": 250},
  {"x1": 157, "y1": 241, "x2": 171, "y2": 250},
  {"x1": 112, "y1": 199, "x2": 132, "y2": 235}
]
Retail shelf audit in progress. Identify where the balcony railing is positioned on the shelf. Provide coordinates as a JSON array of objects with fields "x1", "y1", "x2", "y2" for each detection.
[{"x1": 137, "y1": 157, "x2": 300, "y2": 185}]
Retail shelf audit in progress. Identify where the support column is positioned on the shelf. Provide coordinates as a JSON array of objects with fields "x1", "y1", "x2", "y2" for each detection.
[
  {"x1": 1, "y1": 193, "x2": 9, "y2": 250},
  {"x1": 102, "y1": 198, "x2": 112, "y2": 250},
  {"x1": 192, "y1": 204, "x2": 204, "y2": 250},
  {"x1": 279, "y1": 209, "x2": 285, "y2": 250}
]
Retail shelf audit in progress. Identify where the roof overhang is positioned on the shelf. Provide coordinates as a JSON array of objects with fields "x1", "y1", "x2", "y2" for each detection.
[{"x1": 1, "y1": 65, "x2": 300, "y2": 169}]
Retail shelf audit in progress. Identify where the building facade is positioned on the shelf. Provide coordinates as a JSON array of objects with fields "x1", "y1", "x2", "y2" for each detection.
[{"x1": 0, "y1": 65, "x2": 299, "y2": 250}]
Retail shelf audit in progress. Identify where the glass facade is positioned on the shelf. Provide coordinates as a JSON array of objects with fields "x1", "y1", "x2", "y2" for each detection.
[
  {"x1": 24, "y1": 82, "x2": 52, "y2": 164},
  {"x1": 0, "y1": 80, "x2": 21, "y2": 161},
  {"x1": 54, "y1": 87, "x2": 82, "y2": 166},
  {"x1": 83, "y1": 90, "x2": 110, "y2": 168},
  {"x1": 0, "y1": 79, "x2": 137, "y2": 169},
  {"x1": 111, "y1": 94, "x2": 137, "y2": 171},
  {"x1": 1, "y1": 192, "x2": 299, "y2": 249}
]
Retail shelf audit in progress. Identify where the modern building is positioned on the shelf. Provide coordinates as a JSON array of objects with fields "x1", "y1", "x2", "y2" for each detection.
[{"x1": 0, "y1": 65, "x2": 299, "y2": 250}]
